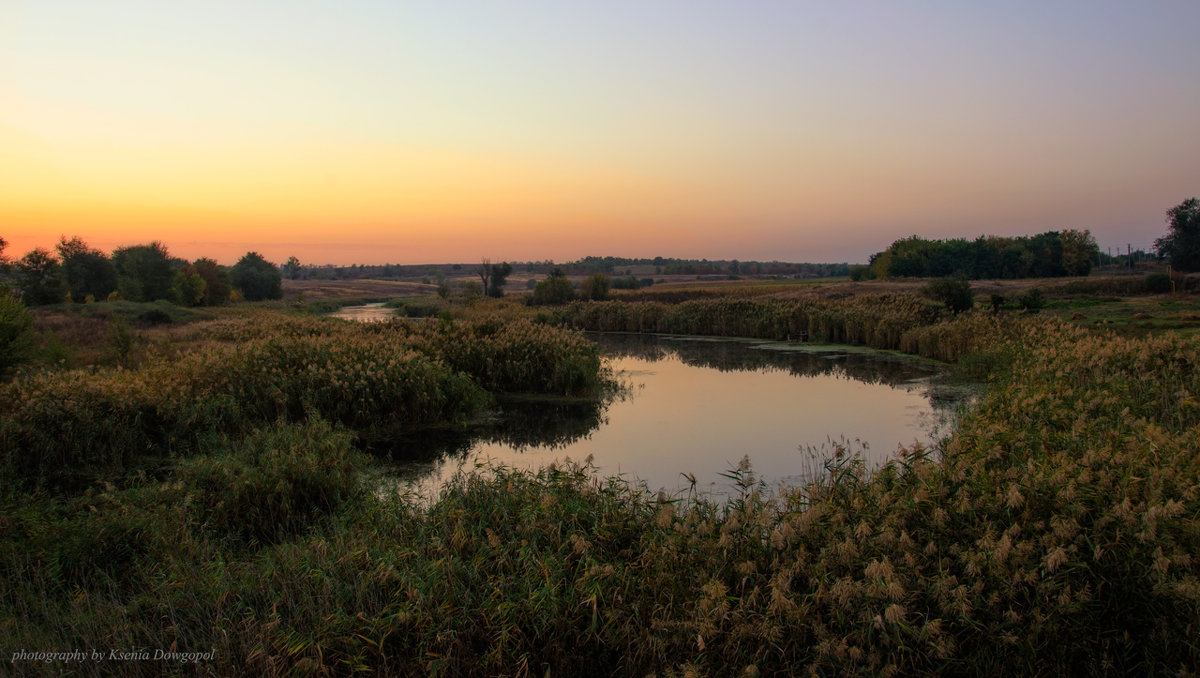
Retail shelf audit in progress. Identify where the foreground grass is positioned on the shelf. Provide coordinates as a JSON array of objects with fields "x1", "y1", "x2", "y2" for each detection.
[{"x1": 2, "y1": 302, "x2": 1199, "y2": 675}]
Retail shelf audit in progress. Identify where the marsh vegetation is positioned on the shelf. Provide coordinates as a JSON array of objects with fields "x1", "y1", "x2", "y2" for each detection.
[{"x1": 1, "y1": 283, "x2": 1198, "y2": 675}]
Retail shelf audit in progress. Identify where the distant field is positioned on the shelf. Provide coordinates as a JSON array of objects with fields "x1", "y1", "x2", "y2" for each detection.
[
  {"x1": 281, "y1": 278, "x2": 436, "y2": 300},
  {"x1": 279, "y1": 271, "x2": 1200, "y2": 338}
]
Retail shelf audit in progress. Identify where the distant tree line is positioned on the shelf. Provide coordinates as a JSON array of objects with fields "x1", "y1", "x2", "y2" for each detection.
[
  {"x1": 0, "y1": 237, "x2": 282, "y2": 307},
  {"x1": 860, "y1": 230, "x2": 1099, "y2": 280},
  {"x1": 567, "y1": 256, "x2": 850, "y2": 278},
  {"x1": 279, "y1": 257, "x2": 851, "y2": 282}
]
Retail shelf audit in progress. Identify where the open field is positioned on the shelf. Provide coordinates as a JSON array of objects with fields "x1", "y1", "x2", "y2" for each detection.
[{"x1": 281, "y1": 278, "x2": 437, "y2": 300}]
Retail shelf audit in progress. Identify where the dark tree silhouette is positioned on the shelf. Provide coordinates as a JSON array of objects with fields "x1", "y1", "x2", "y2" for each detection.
[
  {"x1": 14, "y1": 248, "x2": 66, "y2": 306},
  {"x1": 1155, "y1": 197, "x2": 1200, "y2": 271},
  {"x1": 283, "y1": 256, "x2": 302, "y2": 280},
  {"x1": 231, "y1": 252, "x2": 283, "y2": 301},
  {"x1": 113, "y1": 242, "x2": 178, "y2": 302},
  {"x1": 57, "y1": 236, "x2": 117, "y2": 302},
  {"x1": 487, "y1": 262, "x2": 513, "y2": 297}
]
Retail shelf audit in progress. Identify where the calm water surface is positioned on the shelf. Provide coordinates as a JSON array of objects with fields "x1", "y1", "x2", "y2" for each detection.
[
  {"x1": 377, "y1": 331, "x2": 974, "y2": 501},
  {"x1": 330, "y1": 302, "x2": 395, "y2": 322}
]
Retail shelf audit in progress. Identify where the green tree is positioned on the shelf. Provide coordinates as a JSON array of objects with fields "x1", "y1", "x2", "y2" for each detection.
[
  {"x1": 231, "y1": 252, "x2": 283, "y2": 301},
  {"x1": 530, "y1": 268, "x2": 575, "y2": 305},
  {"x1": 1058, "y1": 229, "x2": 1098, "y2": 276},
  {"x1": 57, "y1": 236, "x2": 118, "y2": 302},
  {"x1": 113, "y1": 242, "x2": 178, "y2": 302},
  {"x1": 1154, "y1": 197, "x2": 1200, "y2": 271},
  {"x1": 578, "y1": 272, "x2": 611, "y2": 301},
  {"x1": 14, "y1": 248, "x2": 66, "y2": 306},
  {"x1": 0, "y1": 288, "x2": 35, "y2": 375},
  {"x1": 186, "y1": 258, "x2": 232, "y2": 306},
  {"x1": 174, "y1": 268, "x2": 207, "y2": 306}
]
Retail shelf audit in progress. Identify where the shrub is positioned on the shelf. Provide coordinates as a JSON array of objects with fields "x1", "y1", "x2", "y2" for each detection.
[
  {"x1": 1144, "y1": 272, "x2": 1172, "y2": 294},
  {"x1": 989, "y1": 293, "x2": 1005, "y2": 312},
  {"x1": 923, "y1": 275, "x2": 974, "y2": 313},
  {"x1": 579, "y1": 273, "x2": 611, "y2": 301},
  {"x1": 136, "y1": 308, "x2": 173, "y2": 325},
  {"x1": 849, "y1": 264, "x2": 875, "y2": 281},
  {"x1": 177, "y1": 419, "x2": 365, "y2": 544},
  {"x1": 530, "y1": 270, "x2": 576, "y2": 305},
  {"x1": 1016, "y1": 287, "x2": 1046, "y2": 312}
]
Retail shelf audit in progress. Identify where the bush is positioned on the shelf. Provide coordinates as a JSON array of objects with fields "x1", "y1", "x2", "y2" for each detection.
[
  {"x1": 989, "y1": 293, "x2": 1006, "y2": 312},
  {"x1": 1145, "y1": 273, "x2": 1172, "y2": 294},
  {"x1": 530, "y1": 271, "x2": 576, "y2": 305},
  {"x1": 849, "y1": 264, "x2": 875, "y2": 281},
  {"x1": 177, "y1": 419, "x2": 365, "y2": 543},
  {"x1": 1016, "y1": 287, "x2": 1046, "y2": 312},
  {"x1": 923, "y1": 275, "x2": 974, "y2": 313},
  {"x1": 579, "y1": 273, "x2": 611, "y2": 301},
  {"x1": 136, "y1": 308, "x2": 172, "y2": 325}
]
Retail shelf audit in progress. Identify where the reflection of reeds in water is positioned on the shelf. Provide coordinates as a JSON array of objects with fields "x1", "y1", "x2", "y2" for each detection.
[{"x1": 590, "y1": 330, "x2": 945, "y2": 388}]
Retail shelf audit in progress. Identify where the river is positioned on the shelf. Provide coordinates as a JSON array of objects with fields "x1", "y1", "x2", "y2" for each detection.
[{"x1": 365, "y1": 327, "x2": 974, "y2": 501}]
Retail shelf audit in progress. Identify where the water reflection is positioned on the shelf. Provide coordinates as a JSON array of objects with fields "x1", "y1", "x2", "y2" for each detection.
[
  {"x1": 384, "y1": 333, "x2": 976, "y2": 501},
  {"x1": 329, "y1": 302, "x2": 395, "y2": 322}
]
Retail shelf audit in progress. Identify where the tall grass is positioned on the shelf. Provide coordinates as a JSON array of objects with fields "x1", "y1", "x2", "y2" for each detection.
[
  {"x1": 550, "y1": 294, "x2": 945, "y2": 350},
  {"x1": 3, "y1": 302, "x2": 1198, "y2": 675},
  {"x1": 0, "y1": 313, "x2": 601, "y2": 488}
]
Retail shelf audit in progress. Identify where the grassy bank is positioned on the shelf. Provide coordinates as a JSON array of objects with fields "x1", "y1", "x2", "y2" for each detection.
[{"x1": 2, "y1": 298, "x2": 1198, "y2": 675}]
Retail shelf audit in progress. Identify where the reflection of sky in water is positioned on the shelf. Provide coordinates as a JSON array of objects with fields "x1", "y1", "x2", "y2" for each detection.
[
  {"x1": 393, "y1": 335, "x2": 973, "y2": 502},
  {"x1": 329, "y1": 302, "x2": 394, "y2": 322}
]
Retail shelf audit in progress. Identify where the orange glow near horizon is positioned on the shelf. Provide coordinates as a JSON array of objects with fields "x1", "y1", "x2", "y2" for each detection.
[{"x1": 3, "y1": 2, "x2": 1198, "y2": 265}]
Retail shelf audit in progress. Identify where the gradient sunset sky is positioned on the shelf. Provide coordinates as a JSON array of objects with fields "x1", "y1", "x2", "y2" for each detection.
[{"x1": 3, "y1": 1, "x2": 1199, "y2": 266}]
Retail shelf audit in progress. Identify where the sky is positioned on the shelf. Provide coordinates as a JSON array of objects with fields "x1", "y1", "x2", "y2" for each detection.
[{"x1": 3, "y1": 1, "x2": 1199, "y2": 266}]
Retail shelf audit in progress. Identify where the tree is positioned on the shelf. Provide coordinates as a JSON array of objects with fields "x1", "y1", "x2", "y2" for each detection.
[
  {"x1": 578, "y1": 272, "x2": 611, "y2": 301},
  {"x1": 0, "y1": 236, "x2": 10, "y2": 284},
  {"x1": 174, "y1": 268, "x2": 207, "y2": 306},
  {"x1": 186, "y1": 258, "x2": 232, "y2": 306},
  {"x1": 1058, "y1": 229, "x2": 1098, "y2": 276},
  {"x1": 0, "y1": 288, "x2": 35, "y2": 376},
  {"x1": 14, "y1": 248, "x2": 66, "y2": 306},
  {"x1": 1154, "y1": 197, "x2": 1200, "y2": 271},
  {"x1": 282, "y1": 256, "x2": 303, "y2": 280},
  {"x1": 477, "y1": 258, "x2": 492, "y2": 295},
  {"x1": 113, "y1": 242, "x2": 178, "y2": 302},
  {"x1": 57, "y1": 236, "x2": 117, "y2": 302},
  {"x1": 231, "y1": 252, "x2": 283, "y2": 301},
  {"x1": 487, "y1": 262, "x2": 512, "y2": 297},
  {"x1": 530, "y1": 268, "x2": 575, "y2": 305}
]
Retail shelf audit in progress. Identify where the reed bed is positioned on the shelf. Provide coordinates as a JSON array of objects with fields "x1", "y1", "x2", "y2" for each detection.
[
  {"x1": 0, "y1": 314, "x2": 600, "y2": 489},
  {"x1": 2, "y1": 302, "x2": 1198, "y2": 675},
  {"x1": 549, "y1": 294, "x2": 944, "y2": 351}
]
